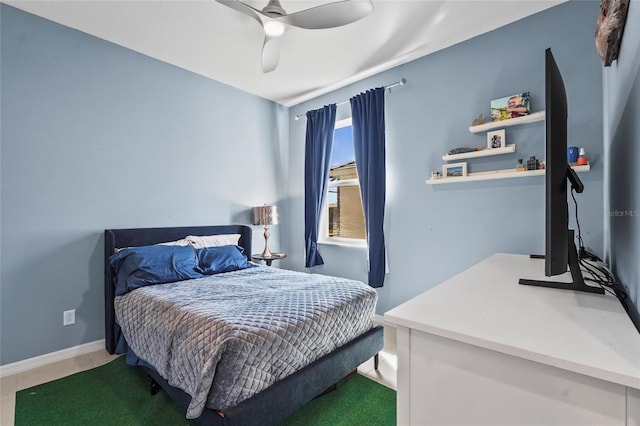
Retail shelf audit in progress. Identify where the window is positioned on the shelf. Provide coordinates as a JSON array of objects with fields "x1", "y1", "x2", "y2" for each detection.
[{"x1": 320, "y1": 118, "x2": 366, "y2": 245}]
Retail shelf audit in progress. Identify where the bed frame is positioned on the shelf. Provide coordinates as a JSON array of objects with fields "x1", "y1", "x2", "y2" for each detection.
[{"x1": 104, "y1": 225, "x2": 384, "y2": 425}]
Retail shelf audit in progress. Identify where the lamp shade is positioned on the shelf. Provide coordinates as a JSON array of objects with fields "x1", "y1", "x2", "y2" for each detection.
[{"x1": 252, "y1": 205, "x2": 279, "y2": 226}]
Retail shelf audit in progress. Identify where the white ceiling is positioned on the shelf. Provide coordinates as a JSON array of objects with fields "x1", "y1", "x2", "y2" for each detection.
[{"x1": 4, "y1": 0, "x2": 565, "y2": 106}]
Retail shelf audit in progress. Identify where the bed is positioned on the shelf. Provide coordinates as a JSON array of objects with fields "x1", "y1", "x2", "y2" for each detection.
[{"x1": 104, "y1": 224, "x2": 383, "y2": 425}]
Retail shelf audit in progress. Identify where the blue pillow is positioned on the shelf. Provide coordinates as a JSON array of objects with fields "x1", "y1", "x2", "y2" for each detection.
[
  {"x1": 109, "y1": 245, "x2": 203, "y2": 296},
  {"x1": 195, "y1": 245, "x2": 253, "y2": 275}
]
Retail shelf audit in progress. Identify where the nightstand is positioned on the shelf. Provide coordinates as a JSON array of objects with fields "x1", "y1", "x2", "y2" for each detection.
[{"x1": 251, "y1": 253, "x2": 287, "y2": 266}]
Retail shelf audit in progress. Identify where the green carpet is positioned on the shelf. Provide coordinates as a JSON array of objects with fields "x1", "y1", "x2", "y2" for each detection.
[
  {"x1": 279, "y1": 373, "x2": 396, "y2": 426},
  {"x1": 15, "y1": 356, "x2": 396, "y2": 426}
]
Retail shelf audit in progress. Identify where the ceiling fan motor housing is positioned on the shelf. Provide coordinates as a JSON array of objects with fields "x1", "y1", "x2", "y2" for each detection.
[{"x1": 262, "y1": 0, "x2": 286, "y2": 17}]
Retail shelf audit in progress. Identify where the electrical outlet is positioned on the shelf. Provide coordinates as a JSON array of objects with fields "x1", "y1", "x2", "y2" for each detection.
[{"x1": 63, "y1": 309, "x2": 75, "y2": 326}]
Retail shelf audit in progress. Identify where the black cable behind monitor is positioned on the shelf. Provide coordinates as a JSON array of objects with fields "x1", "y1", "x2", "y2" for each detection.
[
  {"x1": 519, "y1": 165, "x2": 604, "y2": 294},
  {"x1": 519, "y1": 229, "x2": 604, "y2": 294},
  {"x1": 570, "y1": 188, "x2": 630, "y2": 308}
]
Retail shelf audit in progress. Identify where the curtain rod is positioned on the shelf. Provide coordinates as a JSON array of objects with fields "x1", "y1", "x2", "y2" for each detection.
[{"x1": 294, "y1": 78, "x2": 406, "y2": 120}]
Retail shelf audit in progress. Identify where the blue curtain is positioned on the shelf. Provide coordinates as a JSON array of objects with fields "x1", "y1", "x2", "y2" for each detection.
[
  {"x1": 350, "y1": 88, "x2": 386, "y2": 288},
  {"x1": 304, "y1": 104, "x2": 337, "y2": 267}
]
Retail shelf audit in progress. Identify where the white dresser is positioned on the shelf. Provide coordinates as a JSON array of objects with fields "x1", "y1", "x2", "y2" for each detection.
[{"x1": 385, "y1": 253, "x2": 640, "y2": 425}]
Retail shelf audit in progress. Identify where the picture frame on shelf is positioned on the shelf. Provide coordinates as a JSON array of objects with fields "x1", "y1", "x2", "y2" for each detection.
[
  {"x1": 487, "y1": 129, "x2": 506, "y2": 149},
  {"x1": 491, "y1": 92, "x2": 530, "y2": 121},
  {"x1": 443, "y1": 162, "x2": 467, "y2": 178}
]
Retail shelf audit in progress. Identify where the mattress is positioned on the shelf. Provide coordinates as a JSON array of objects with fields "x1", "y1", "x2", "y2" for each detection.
[{"x1": 114, "y1": 265, "x2": 377, "y2": 419}]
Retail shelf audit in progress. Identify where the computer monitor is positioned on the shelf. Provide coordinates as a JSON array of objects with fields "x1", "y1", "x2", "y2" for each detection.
[{"x1": 518, "y1": 48, "x2": 603, "y2": 294}]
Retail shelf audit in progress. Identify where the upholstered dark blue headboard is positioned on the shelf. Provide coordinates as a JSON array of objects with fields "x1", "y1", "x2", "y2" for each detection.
[{"x1": 103, "y1": 225, "x2": 252, "y2": 354}]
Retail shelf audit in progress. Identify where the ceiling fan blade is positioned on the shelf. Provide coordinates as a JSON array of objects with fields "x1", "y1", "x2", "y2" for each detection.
[
  {"x1": 215, "y1": 0, "x2": 266, "y2": 26},
  {"x1": 261, "y1": 34, "x2": 281, "y2": 73},
  {"x1": 280, "y1": 0, "x2": 373, "y2": 30}
]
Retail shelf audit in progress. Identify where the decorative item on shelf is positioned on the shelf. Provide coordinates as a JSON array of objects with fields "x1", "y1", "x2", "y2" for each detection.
[
  {"x1": 567, "y1": 146, "x2": 579, "y2": 164},
  {"x1": 577, "y1": 148, "x2": 589, "y2": 165},
  {"x1": 516, "y1": 159, "x2": 526, "y2": 172},
  {"x1": 471, "y1": 114, "x2": 486, "y2": 126},
  {"x1": 491, "y1": 92, "x2": 530, "y2": 121},
  {"x1": 487, "y1": 129, "x2": 506, "y2": 149},
  {"x1": 442, "y1": 162, "x2": 467, "y2": 178},
  {"x1": 469, "y1": 111, "x2": 545, "y2": 134},
  {"x1": 431, "y1": 171, "x2": 442, "y2": 179},
  {"x1": 251, "y1": 204, "x2": 279, "y2": 258},
  {"x1": 427, "y1": 163, "x2": 590, "y2": 185},
  {"x1": 447, "y1": 146, "x2": 483, "y2": 155},
  {"x1": 527, "y1": 156, "x2": 540, "y2": 171},
  {"x1": 540, "y1": 160, "x2": 546, "y2": 170}
]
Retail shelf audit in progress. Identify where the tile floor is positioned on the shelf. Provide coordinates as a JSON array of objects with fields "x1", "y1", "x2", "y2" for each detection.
[{"x1": 0, "y1": 326, "x2": 397, "y2": 425}]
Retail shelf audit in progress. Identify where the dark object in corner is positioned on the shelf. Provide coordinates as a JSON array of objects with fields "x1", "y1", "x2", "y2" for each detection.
[
  {"x1": 148, "y1": 375, "x2": 161, "y2": 396},
  {"x1": 595, "y1": 0, "x2": 629, "y2": 66}
]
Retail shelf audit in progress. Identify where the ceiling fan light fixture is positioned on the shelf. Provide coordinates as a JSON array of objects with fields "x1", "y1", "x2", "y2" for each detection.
[{"x1": 263, "y1": 20, "x2": 286, "y2": 37}]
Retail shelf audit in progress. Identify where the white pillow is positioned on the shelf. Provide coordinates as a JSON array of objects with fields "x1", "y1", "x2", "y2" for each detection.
[
  {"x1": 157, "y1": 238, "x2": 191, "y2": 247},
  {"x1": 186, "y1": 234, "x2": 241, "y2": 249},
  {"x1": 114, "y1": 238, "x2": 191, "y2": 253}
]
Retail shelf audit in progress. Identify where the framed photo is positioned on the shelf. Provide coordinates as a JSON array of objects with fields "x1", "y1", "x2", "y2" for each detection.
[
  {"x1": 490, "y1": 92, "x2": 530, "y2": 121},
  {"x1": 487, "y1": 129, "x2": 506, "y2": 150},
  {"x1": 442, "y1": 162, "x2": 467, "y2": 178}
]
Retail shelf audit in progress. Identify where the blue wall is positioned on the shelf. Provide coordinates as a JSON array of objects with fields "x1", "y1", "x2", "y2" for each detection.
[
  {"x1": 603, "y1": 0, "x2": 640, "y2": 329},
  {"x1": 0, "y1": 5, "x2": 287, "y2": 364},
  {"x1": 2, "y1": 0, "x2": 626, "y2": 365},
  {"x1": 285, "y1": 1, "x2": 605, "y2": 314}
]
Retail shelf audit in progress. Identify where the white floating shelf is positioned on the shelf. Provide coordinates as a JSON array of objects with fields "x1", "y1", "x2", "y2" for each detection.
[
  {"x1": 443, "y1": 144, "x2": 516, "y2": 161},
  {"x1": 469, "y1": 111, "x2": 546, "y2": 134},
  {"x1": 427, "y1": 164, "x2": 590, "y2": 185}
]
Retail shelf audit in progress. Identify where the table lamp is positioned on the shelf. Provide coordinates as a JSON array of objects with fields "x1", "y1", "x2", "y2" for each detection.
[{"x1": 252, "y1": 205, "x2": 279, "y2": 258}]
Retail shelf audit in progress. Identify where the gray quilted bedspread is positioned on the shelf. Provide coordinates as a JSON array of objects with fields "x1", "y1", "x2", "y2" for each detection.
[{"x1": 114, "y1": 265, "x2": 377, "y2": 419}]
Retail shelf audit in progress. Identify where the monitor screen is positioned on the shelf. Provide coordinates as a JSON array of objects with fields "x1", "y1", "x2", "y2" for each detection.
[
  {"x1": 518, "y1": 49, "x2": 603, "y2": 294},
  {"x1": 545, "y1": 48, "x2": 569, "y2": 277}
]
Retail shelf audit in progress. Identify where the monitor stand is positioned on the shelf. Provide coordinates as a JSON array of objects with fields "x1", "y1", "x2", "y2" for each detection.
[{"x1": 519, "y1": 230, "x2": 605, "y2": 294}]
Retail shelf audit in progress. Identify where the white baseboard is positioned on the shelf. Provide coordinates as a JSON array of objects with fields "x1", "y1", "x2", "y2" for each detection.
[{"x1": 0, "y1": 339, "x2": 105, "y2": 378}]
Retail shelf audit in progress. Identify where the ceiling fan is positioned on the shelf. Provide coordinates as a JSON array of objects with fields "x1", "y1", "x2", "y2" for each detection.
[{"x1": 216, "y1": 0, "x2": 374, "y2": 73}]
